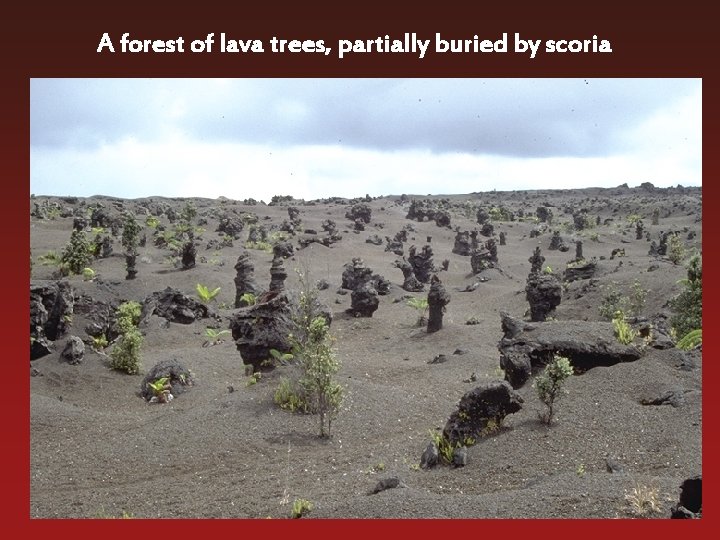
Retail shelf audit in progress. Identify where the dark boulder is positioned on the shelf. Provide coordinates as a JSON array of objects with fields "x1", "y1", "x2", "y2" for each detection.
[
  {"x1": 525, "y1": 273, "x2": 562, "y2": 322},
  {"x1": 140, "y1": 359, "x2": 195, "y2": 402},
  {"x1": 345, "y1": 203, "x2": 372, "y2": 224},
  {"x1": 230, "y1": 291, "x2": 294, "y2": 372},
  {"x1": 348, "y1": 282, "x2": 379, "y2": 318},
  {"x1": 61, "y1": 336, "x2": 85, "y2": 365},
  {"x1": 30, "y1": 281, "x2": 74, "y2": 360},
  {"x1": 670, "y1": 476, "x2": 702, "y2": 518},
  {"x1": 216, "y1": 215, "x2": 245, "y2": 239},
  {"x1": 442, "y1": 380, "x2": 524, "y2": 445},
  {"x1": 408, "y1": 245, "x2": 435, "y2": 284},
  {"x1": 452, "y1": 230, "x2": 479, "y2": 256},
  {"x1": 141, "y1": 287, "x2": 216, "y2": 325}
]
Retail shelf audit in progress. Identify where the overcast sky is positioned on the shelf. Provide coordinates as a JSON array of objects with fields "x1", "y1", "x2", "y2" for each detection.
[{"x1": 30, "y1": 78, "x2": 701, "y2": 201}]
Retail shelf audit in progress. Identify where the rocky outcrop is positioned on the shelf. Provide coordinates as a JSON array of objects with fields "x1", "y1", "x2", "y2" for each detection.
[
  {"x1": 272, "y1": 240, "x2": 294, "y2": 259},
  {"x1": 408, "y1": 245, "x2": 435, "y2": 284},
  {"x1": 141, "y1": 287, "x2": 216, "y2": 325},
  {"x1": 216, "y1": 214, "x2": 245, "y2": 239},
  {"x1": 498, "y1": 312, "x2": 644, "y2": 388},
  {"x1": 528, "y1": 246, "x2": 545, "y2": 275},
  {"x1": 269, "y1": 256, "x2": 288, "y2": 293},
  {"x1": 30, "y1": 281, "x2": 74, "y2": 360},
  {"x1": 230, "y1": 291, "x2": 294, "y2": 372},
  {"x1": 453, "y1": 230, "x2": 479, "y2": 256},
  {"x1": 525, "y1": 273, "x2": 562, "y2": 321},
  {"x1": 341, "y1": 258, "x2": 389, "y2": 295},
  {"x1": 563, "y1": 259, "x2": 597, "y2": 282},
  {"x1": 548, "y1": 231, "x2": 568, "y2": 252},
  {"x1": 342, "y1": 258, "x2": 374, "y2": 290},
  {"x1": 345, "y1": 203, "x2": 372, "y2": 224},
  {"x1": 234, "y1": 251, "x2": 259, "y2": 308},
  {"x1": 394, "y1": 258, "x2": 424, "y2": 292},
  {"x1": 442, "y1": 381, "x2": 524, "y2": 444},
  {"x1": 348, "y1": 282, "x2": 379, "y2": 317},
  {"x1": 181, "y1": 240, "x2": 196, "y2": 269},
  {"x1": 427, "y1": 275, "x2": 450, "y2": 333}
]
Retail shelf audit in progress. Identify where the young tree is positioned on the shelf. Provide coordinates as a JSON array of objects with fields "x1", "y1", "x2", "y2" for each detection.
[
  {"x1": 670, "y1": 254, "x2": 702, "y2": 340},
  {"x1": 535, "y1": 355, "x2": 574, "y2": 424}
]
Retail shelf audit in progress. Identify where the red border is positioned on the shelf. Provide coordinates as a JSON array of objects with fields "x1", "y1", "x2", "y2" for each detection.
[{"x1": 5, "y1": 1, "x2": 715, "y2": 537}]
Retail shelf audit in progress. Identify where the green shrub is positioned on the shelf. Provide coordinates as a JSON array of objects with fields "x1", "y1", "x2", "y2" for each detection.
[
  {"x1": 291, "y1": 498, "x2": 313, "y2": 518},
  {"x1": 61, "y1": 229, "x2": 93, "y2": 274},
  {"x1": 274, "y1": 377, "x2": 308, "y2": 412},
  {"x1": 121, "y1": 211, "x2": 141, "y2": 253},
  {"x1": 667, "y1": 233, "x2": 686, "y2": 265},
  {"x1": 109, "y1": 327, "x2": 143, "y2": 374},
  {"x1": 535, "y1": 354, "x2": 574, "y2": 424},
  {"x1": 115, "y1": 301, "x2": 142, "y2": 334},
  {"x1": 82, "y1": 267, "x2": 96, "y2": 281},
  {"x1": 670, "y1": 254, "x2": 702, "y2": 338}
]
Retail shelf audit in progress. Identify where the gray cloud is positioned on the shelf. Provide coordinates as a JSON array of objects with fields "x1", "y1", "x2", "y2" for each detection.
[{"x1": 31, "y1": 78, "x2": 700, "y2": 159}]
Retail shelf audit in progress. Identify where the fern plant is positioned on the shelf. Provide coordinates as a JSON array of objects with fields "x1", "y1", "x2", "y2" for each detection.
[
  {"x1": 196, "y1": 284, "x2": 221, "y2": 303},
  {"x1": 676, "y1": 328, "x2": 702, "y2": 350},
  {"x1": 203, "y1": 328, "x2": 230, "y2": 347},
  {"x1": 406, "y1": 297, "x2": 429, "y2": 326}
]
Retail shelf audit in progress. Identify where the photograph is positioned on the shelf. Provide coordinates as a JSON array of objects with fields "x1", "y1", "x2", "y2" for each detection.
[{"x1": 29, "y1": 78, "x2": 702, "y2": 519}]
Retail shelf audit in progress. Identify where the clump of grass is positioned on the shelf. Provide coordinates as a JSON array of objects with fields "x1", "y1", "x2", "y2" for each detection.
[
  {"x1": 291, "y1": 498, "x2": 313, "y2": 518},
  {"x1": 613, "y1": 311, "x2": 637, "y2": 345},
  {"x1": 625, "y1": 484, "x2": 663, "y2": 517},
  {"x1": 429, "y1": 429, "x2": 458, "y2": 464}
]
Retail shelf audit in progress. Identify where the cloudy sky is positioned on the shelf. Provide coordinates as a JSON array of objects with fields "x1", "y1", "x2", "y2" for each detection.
[{"x1": 30, "y1": 78, "x2": 701, "y2": 201}]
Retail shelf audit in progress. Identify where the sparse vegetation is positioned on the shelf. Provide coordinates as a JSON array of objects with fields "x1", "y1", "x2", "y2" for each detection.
[
  {"x1": 535, "y1": 354, "x2": 574, "y2": 424},
  {"x1": 291, "y1": 498, "x2": 313, "y2": 518},
  {"x1": 196, "y1": 283, "x2": 221, "y2": 303},
  {"x1": 625, "y1": 483, "x2": 663, "y2": 517},
  {"x1": 670, "y1": 254, "x2": 702, "y2": 339},
  {"x1": 61, "y1": 229, "x2": 93, "y2": 275},
  {"x1": 599, "y1": 280, "x2": 648, "y2": 320},
  {"x1": 429, "y1": 429, "x2": 458, "y2": 464},
  {"x1": 147, "y1": 377, "x2": 172, "y2": 403},
  {"x1": 110, "y1": 301, "x2": 143, "y2": 374},
  {"x1": 406, "y1": 297, "x2": 429, "y2": 326},
  {"x1": 667, "y1": 233, "x2": 686, "y2": 265},
  {"x1": 676, "y1": 328, "x2": 702, "y2": 350},
  {"x1": 203, "y1": 328, "x2": 230, "y2": 346},
  {"x1": 109, "y1": 326, "x2": 143, "y2": 375},
  {"x1": 239, "y1": 292, "x2": 257, "y2": 306},
  {"x1": 612, "y1": 311, "x2": 637, "y2": 345}
]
